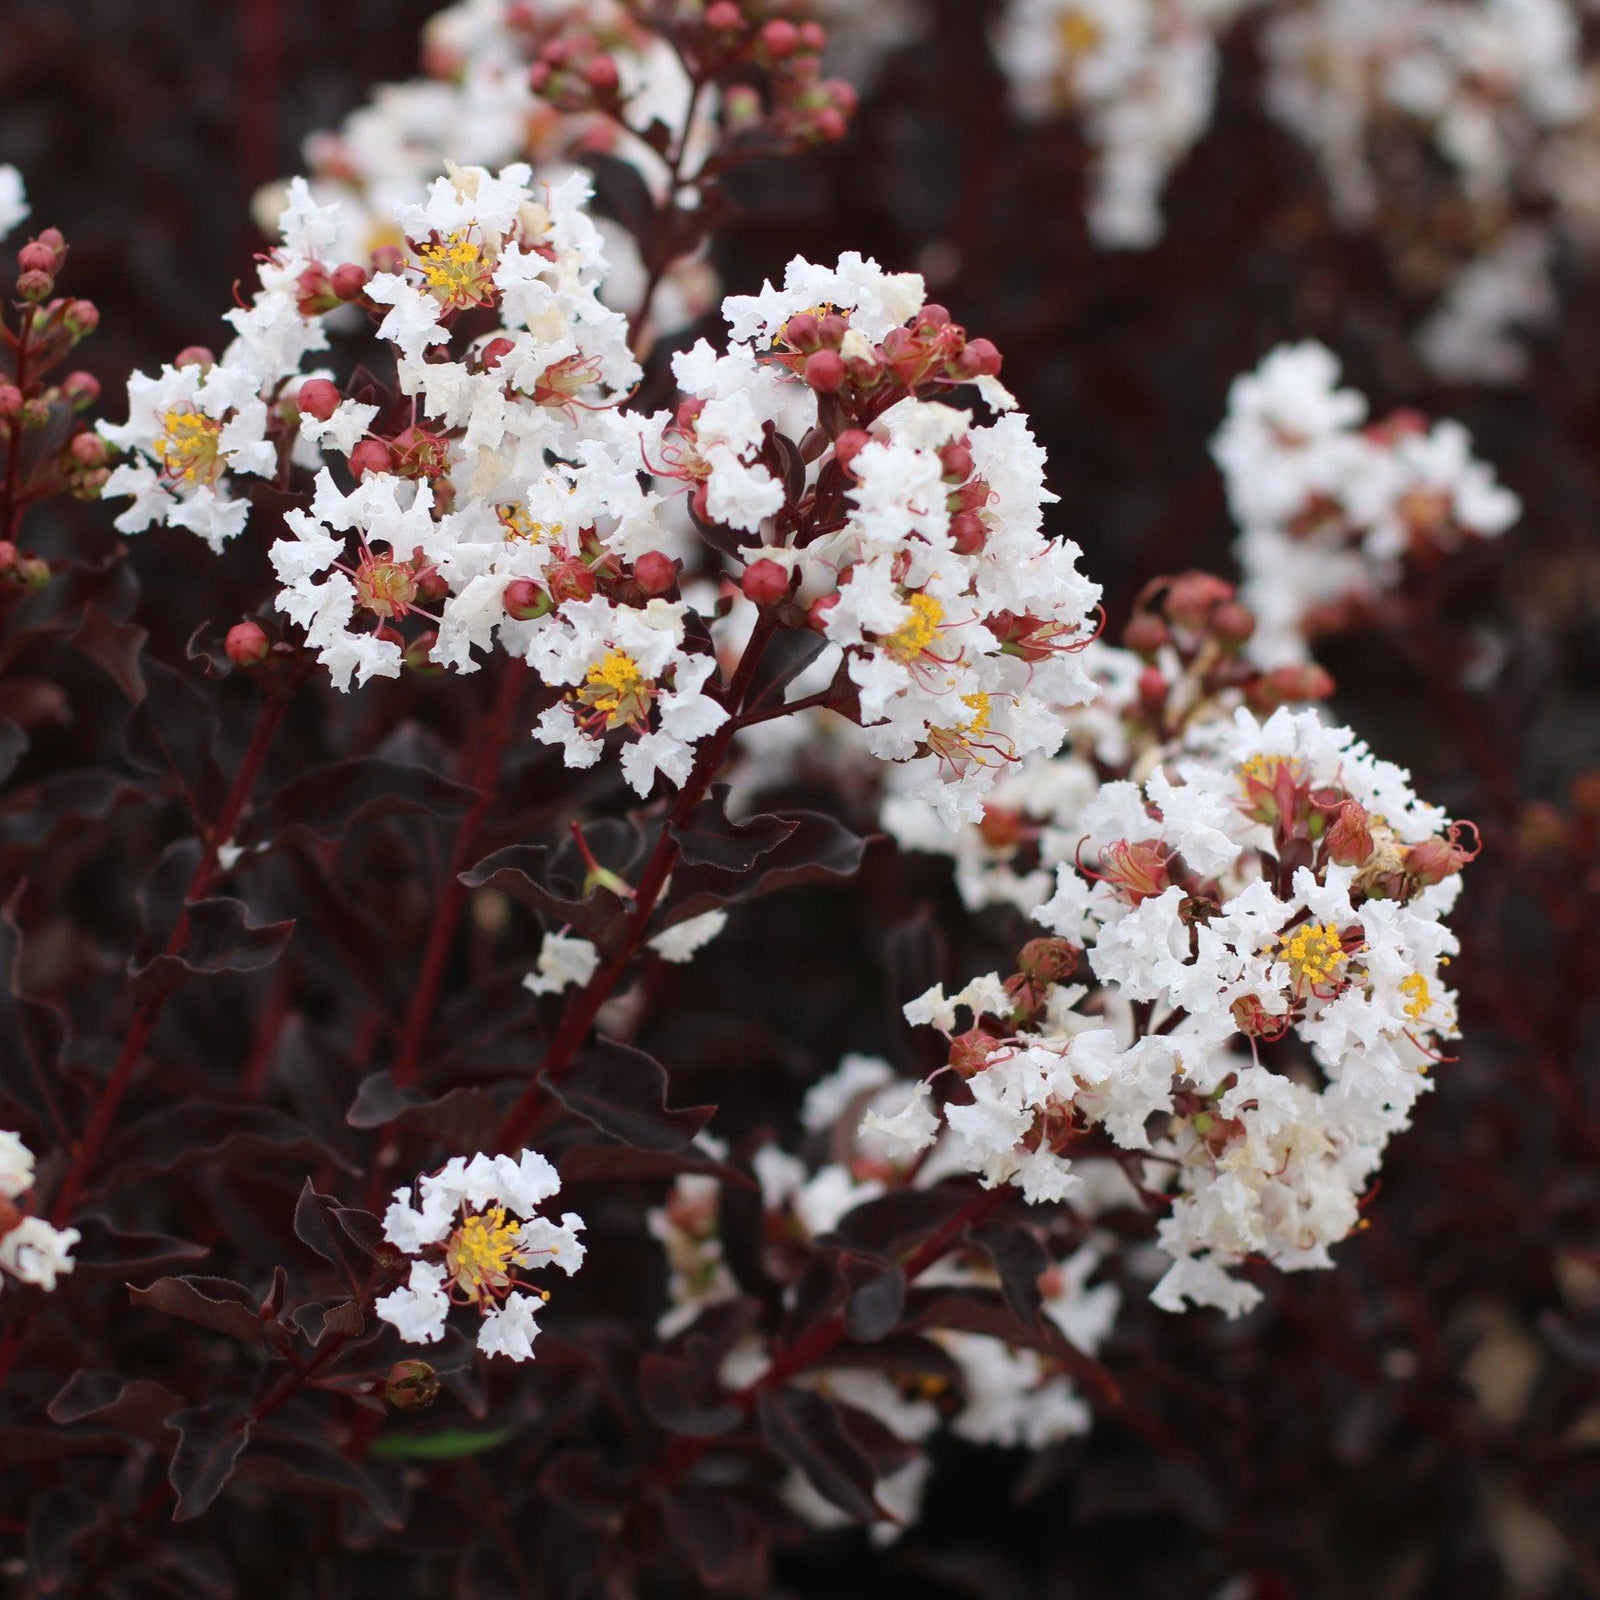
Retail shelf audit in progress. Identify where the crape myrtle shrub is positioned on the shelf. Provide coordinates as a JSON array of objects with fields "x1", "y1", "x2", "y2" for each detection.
[{"x1": 0, "y1": 1, "x2": 1597, "y2": 1597}]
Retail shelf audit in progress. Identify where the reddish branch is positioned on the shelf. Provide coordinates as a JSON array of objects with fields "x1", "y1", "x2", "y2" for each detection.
[{"x1": 494, "y1": 616, "x2": 777, "y2": 1151}]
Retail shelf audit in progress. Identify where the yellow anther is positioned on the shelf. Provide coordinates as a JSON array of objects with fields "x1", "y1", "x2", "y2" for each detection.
[
  {"x1": 445, "y1": 1206, "x2": 527, "y2": 1304},
  {"x1": 884, "y1": 592, "x2": 944, "y2": 661},
  {"x1": 154, "y1": 409, "x2": 225, "y2": 486},
  {"x1": 577, "y1": 649, "x2": 653, "y2": 728},
  {"x1": 497, "y1": 504, "x2": 561, "y2": 543},
  {"x1": 1056, "y1": 9, "x2": 1103, "y2": 55},
  {"x1": 1400, "y1": 971, "x2": 1435, "y2": 1022},
  {"x1": 416, "y1": 228, "x2": 495, "y2": 309},
  {"x1": 1276, "y1": 920, "x2": 1348, "y2": 991}
]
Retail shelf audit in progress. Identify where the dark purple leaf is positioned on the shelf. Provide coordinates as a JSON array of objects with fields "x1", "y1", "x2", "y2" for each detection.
[
  {"x1": 656, "y1": 1486, "x2": 767, "y2": 1588},
  {"x1": 130, "y1": 893, "x2": 295, "y2": 1005},
  {"x1": 755, "y1": 1386, "x2": 884, "y2": 1524},
  {"x1": 123, "y1": 657, "x2": 224, "y2": 821},
  {"x1": 240, "y1": 1434, "x2": 404, "y2": 1529},
  {"x1": 69, "y1": 602, "x2": 148, "y2": 702},
  {"x1": 0, "y1": 717, "x2": 25, "y2": 785},
  {"x1": 345, "y1": 1072, "x2": 500, "y2": 1150},
  {"x1": 129, "y1": 1277, "x2": 264, "y2": 1345},
  {"x1": 48, "y1": 1370, "x2": 185, "y2": 1439},
  {"x1": 969, "y1": 1219, "x2": 1052, "y2": 1329},
  {"x1": 166, "y1": 1403, "x2": 253, "y2": 1520},
  {"x1": 460, "y1": 843, "x2": 633, "y2": 959},
  {"x1": 27, "y1": 1485, "x2": 103, "y2": 1591},
  {"x1": 836, "y1": 1251, "x2": 906, "y2": 1343},
  {"x1": 580, "y1": 150, "x2": 658, "y2": 239},
  {"x1": 237, "y1": 756, "x2": 481, "y2": 848},
  {"x1": 98, "y1": 1102, "x2": 355, "y2": 1192},
  {"x1": 544, "y1": 1038, "x2": 715, "y2": 1153},
  {"x1": 293, "y1": 1181, "x2": 366, "y2": 1295},
  {"x1": 739, "y1": 629, "x2": 830, "y2": 718},
  {"x1": 670, "y1": 789, "x2": 798, "y2": 873}
]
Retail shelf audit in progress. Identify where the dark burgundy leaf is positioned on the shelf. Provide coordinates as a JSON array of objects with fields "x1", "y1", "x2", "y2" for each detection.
[
  {"x1": 293, "y1": 1181, "x2": 366, "y2": 1295},
  {"x1": 0, "y1": 717, "x2": 25, "y2": 785},
  {"x1": 837, "y1": 1251, "x2": 906, "y2": 1343},
  {"x1": 664, "y1": 811, "x2": 870, "y2": 925},
  {"x1": 276, "y1": 845, "x2": 406, "y2": 1011},
  {"x1": 68, "y1": 1217, "x2": 209, "y2": 1281},
  {"x1": 129, "y1": 1277, "x2": 264, "y2": 1345},
  {"x1": 0, "y1": 906, "x2": 78, "y2": 1140},
  {"x1": 237, "y1": 756, "x2": 481, "y2": 849},
  {"x1": 543, "y1": 1038, "x2": 714, "y2": 1153},
  {"x1": 639, "y1": 1300, "x2": 759, "y2": 1437},
  {"x1": 535, "y1": 1449, "x2": 630, "y2": 1529},
  {"x1": 98, "y1": 1102, "x2": 355, "y2": 1191},
  {"x1": 48, "y1": 1370, "x2": 185, "y2": 1439},
  {"x1": 740, "y1": 629, "x2": 830, "y2": 718},
  {"x1": 242, "y1": 1434, "x2": 404, "y2": 1529},
  {"x1": 657, "y1": 1486, "x2": 767, "y2": 1588},
  {"x1": 0, "y1": 768, "x2": 146, "y2": 863},
  {"x1": 755, "y1": 1386, "x2": 884, "y2": 1524},
  {"x1": 123, "y1": 657, "x2": 224, "y2": 821},
  {"x1": 670, "y1": 788, "x2": 798, "y2": 873},
  {"x1": 970, "y1": 1219, "x2": 1051, "y2": 1329},
  {"x1": 131, "y1": 894, "x2": 295, "y2": 1005},
  {"x1": 345, "y1": 1072, "x2": 500, "y2": 1150},
  {"x1": 826, "y1": 1187, "x2": 974, "y2": 1259},
  {"x1": 580, "y1": 150, "x2": 658, "y2": 239},
  {"x1": 27, "y1": 1485, "x2": 103, "y2": 1592},
  {"x1": 166, "y1": 1403, "x2": 253, "y2": 1520},
  {"x1": 69, "y1": 602, "x2": 148, "y2": 702},
  {"x1": 460, "y1": 843, "x2": 634, "y2": 958}
]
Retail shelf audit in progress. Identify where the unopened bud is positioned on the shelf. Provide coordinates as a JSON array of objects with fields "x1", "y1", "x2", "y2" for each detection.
[
  {"x1": 68, "y1": 430, "x2": 108, "y2": 467},
  {"x1": 331, "y1": 262, "x2": 369, "y2": 300},
  {"x1": 383, "y1": 1360, "x2": 440, "y2": 1412},
  {"x1": 0, "y1": 541, "x2": 16, "y2": 573},
  {"x1": 798, "y1": 20, "x2": 827, "y2": 52},
  {"x1": 404, "y1": 630, "x2": 443, "y2": 674},
  {"x1": 0, "y1": 383, "x2": 21, "y2": 421},
  {"x1": 949, "y1": 509, "x2": 987, "y2": 554},
  {"x1": 503, "y1": 578, "x2": 552, "y2": 621},
  {"x1": 1017, "y1": 937, "x2": 1079, "y2": 985},
  {"x1": 804, "y1": 348, "x2": 846, "y2": 393},
  {"x1": 14, "y1": 269, "x2": 53, "y2": 302},
  {"x1": 633, "y1": 551, "x2": 677, "y2": 596},
  {"x1": 761, "y1": 18, "x2": 799, "y2": 56},
  {"x1": 1137, "y1": 665, "x2": 1168, "y2": 714},
  {"x1": 16, "y1": 241, "x2": 56, "y2": 275},
  {"x1": 61, "y1": 371, "x2": 100, "y2": 408},
  {"x1": 348, "y1": 437, "x2": 393, "y2": 480},
  {"x1": 62, "y1": 300, "x2": 98, "y2": 338},
  {"x1": 1122, "y1": 612, "x2": 1169, "y2": 656},
  {"x1": 741, "y1": 557, "x2": 791, "y2": 607},
  {"x1": 225, "y1": 620, "x2": 271, "y2": 668},
  {"x1": 807, "y1": 592, "x2": 840, "y2": 632},
  {"x1": 939, "y1": 438, "x2": 973, "y2": 482},
  {"x1": 174, "y1": 345, "x2": 215, "y2": 370},
  {"x1": 977, "y1": 805, "x2": 1024, "y2": 850},
  {"x1": 1250, "y1": 663, "x2": 1335, "y2": 709},
  {"x1": 584, "y1": 55, "x2": 619, "y2": 92},
  {"x1": 705, "y1": 0, "x2": 743, "y2": 28},
  {"x1": 296, "y1": 378, "x2": 342, "y2": 422},
  {"x1": 952, "y1": 337, "x2": 1002, "y2": 380},
  {"x1": 1211, "y1": 600, "x2": 1255, "y2": 645},
  {"x1": 1165, "y1": 571, "x2": 1234, "y2": 631},
  {"x1": 480, "y1": 336, "x2": 516, "y2": 371},
  {"x1": 832, "y1": 428, "x2": 872, "y2": 475}
]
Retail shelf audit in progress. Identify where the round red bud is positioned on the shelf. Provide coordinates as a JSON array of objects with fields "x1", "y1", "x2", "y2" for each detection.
[
  {"x1": 404, "y1": 631, "x2": 444, "y2": 674},
  {"x1": 0, "y1": 541, "x2": 16, "y2": 571},
  {"x1": 804, "y1": 348, "x2": 846, "y2": 393},
  {"x1": 331, "y1": 262, "x2": 369, "y2": 300},
  {"x1": 815, "y1": 312, "x2": 850, "y2": 347},
  {"x1": 950, "y1": 510, "x2": 987, "y2": 554},
  {"x1": 1122, "y1": 612, "x2": 1170, "y2": 656},
  {"x1": 296, "y1": 378, "x2": 342, "y2": 422},
  {"x1": 370, "y1": 244, "x2": 406, "y2": 276},
  {"x1": 633, "y1": 551, "x2": 677, "y2": 596},
  {"x1": 34, "y1": 228, "x2": 64, "y2": 255},
  {"x1": 60, "y1": 372, "x2": 99, "y2": 409},
  {"x1": 954, "y1": 337, "x2": 1002, "y2": 379},
  {"x1": 919, "y1": 304, "x2": 952, "y2": 331},
  {"x1": 1166, "y1": 571, "x2": 1234, "y2": 631},
  {"x1": 741, "y1": 558, "x2": 791, "y2": 607},
  {"x1": 705, "y1": 1, "x2": 743, "y2": 29},
  {"x1": 62, "y1": 300, "x2": 99, "y2": 337},
  {"x1": 1137, "y1": 665, "x2": 1168, "y2": 713},
  {"x1": 225, "y1": 620, "x2": 271, "y2": 669},
  {"x1": 16, "y1": 557, "x2": 50, "y2": 590},
  {"x1": 939, "y1": 438, "x2": 973, "y2": 481},
  {"x1": 528, "y1": 61, "x2": 554, "y2": 93},
  {"x1": 503, "y1": 578, "x2": 551, "y2": 621},
  {"x1": 761, "y1": 18, "x2": 799, "y2": 56},
  {"x1": 480, "y1": 336, "x2": 516, "y2": 370},
  {"x1": 783, "y1": 311, "x2": 821, "y2": 352},
  {"x1": 16, "y1": 241, "x2": 57, "y2": 275},
  {"x1": 69, "y1": 430, "x2": 108, "y2": 467},
  {"x1": 1211, "y1": 600, "x2": 1256, "y2": 644},
  {"x1": 0, "y1": 384, "x2": 21, "y2": 421},
  {"x1": 174, "y1": 345, "x2": 215, "y2": 370},
  {"x1": 15, "y1": 269, "x2": 53, "y2": 302},
  {"x1": 798, "y1": 20, "x2": 827, "y2": 51},
  {"x1": 348, "y1": 438, "x2": 394, "y2": 480},
  {"x1": 833, "y1": 429, "x2": 872, "y2": 475},
  {"x1": 584, "y1": 55, "x2": 619, "y2": 92}
]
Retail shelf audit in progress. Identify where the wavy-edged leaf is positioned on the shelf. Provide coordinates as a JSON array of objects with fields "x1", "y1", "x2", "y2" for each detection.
[
  {"x1": 238, "y1": 756, "x2": 480, "y2": 849},
  {"x1": 98, "y1": 1102, "x2": 355, "y2": 1192},
  {"x1": 544, "y1": 1038, "x2": 714, "y2": 1153},
  {"x1": 755, "y1": 1386, "x2": 883, "y2": 1524},
  {"x1": 167, "y1": 1403, "x2": 252, "y2": 1520},
  {"x1": 128, "y1": 1277, "x2": 264, "y2": 1346}
]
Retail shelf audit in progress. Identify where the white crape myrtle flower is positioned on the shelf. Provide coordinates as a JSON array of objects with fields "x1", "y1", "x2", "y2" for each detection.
[
  {"x1": 647, "y1": 909, "x2": 728, "y2": 964},
  {"x1": 376, "y1": 1148, "x2": 585, "y2": 1362},
  {"x1": 993, "y1": 0, "x2": 1259, "y2": 247},
  {"x1": 523, "y1": 931, "x2": 601, "y2": 996},
  {"x1": 1214, "y1": 342, "x2": 1520, "y2": 666},
  {"x1": 0, "y1": 1130, "x2": 79, "y2": 1295},
  {"x1": 0, "y1": 165, "x2": 27, "y2": 242},
  {"x1": 873, "y1": 697, "x2": 1476, "y2": 1317}
]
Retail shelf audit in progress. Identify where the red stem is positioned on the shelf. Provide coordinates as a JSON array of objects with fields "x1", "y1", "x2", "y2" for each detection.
[
  {"x1": 494, "y1": 618, "x2": 775, "y2": 1151},
  {"x1": 2, "y1": 306, "x2": 32, "y2": 543},
  {"x1": 390, "y1": 659, "x2": 529, "y2": 1089}
]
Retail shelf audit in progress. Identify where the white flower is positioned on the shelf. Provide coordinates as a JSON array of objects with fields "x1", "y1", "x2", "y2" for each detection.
[
  {"x1": 524, "y1": 932, "x2": 601, "y2": 996},
  {"x1": 0, "y1": 165, "x2": 27, "y2": 242},
  {"x1": 647, "y1": 909, "x2": 728, "y2": 964}
]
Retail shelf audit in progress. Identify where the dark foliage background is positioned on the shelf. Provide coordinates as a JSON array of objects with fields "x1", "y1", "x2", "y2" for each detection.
[{"x1": 2, "y1": 1, "x2": 1599, "y2": 1596}]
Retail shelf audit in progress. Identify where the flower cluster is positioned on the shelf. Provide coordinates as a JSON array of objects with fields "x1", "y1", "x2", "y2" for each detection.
[
  {"x1": 0, "y1": 1132, "x2": 78, "y2": 1295},
  {"x1": 871, "y1": 699, "x2": 1476, "y2": 1315},
  {"x1": 994, "y1": 0, "x2": 1256, "y2": 247},
  {"x1": 376, "y1": 1148, "x2": 585, "y2": 1361},
  {"x1": 1214, "y1": 341, "x2": 1520, "y2": 666}
]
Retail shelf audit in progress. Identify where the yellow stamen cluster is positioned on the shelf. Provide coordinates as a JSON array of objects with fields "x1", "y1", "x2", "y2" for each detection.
[
  {"x1": 578, "y1": 649, "x2": 652, "y2": 728},
  {"x1": 445, "y1": 1205, "x2": 527, "y2": 1305},
  {"x1": 1240, "y1": 752, "x2": 1302, "y2": 792},
  {"x1": 1276, "y1": 920, "x2": 1348, "y2": 992},
  {"x1": 884, "y1": 592, "x2": 945, "y2": 662},
  {"x1": 417, "y1": 228, "x2": 496, "y2": 309},
  {"x1": 497, "y1": 504, "x2": 561, "y2": 543},
  {"x1": 1399, "y1": 971, "x2": 1435, "y2": 1022},
  {"x1": 154, "y1": 409, "x2": 225, "y2": 486},
  {"x1": 1056, "y1": 9, "x2": 1103, "y2": 57}
]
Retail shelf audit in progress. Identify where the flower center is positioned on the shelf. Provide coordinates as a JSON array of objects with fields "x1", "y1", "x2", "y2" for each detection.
[
  {"x1": 354, "y1": 556, "x2": 419, "y2": 618},
  {"x1": 154, "y1": 408, "x2": 225, "y2": 487},
  {"x1": 884, "y1": 592, "x2": 945, "y2": 661},
  {"x1": 578, "y1": 649, "x2": 653, "y2": 728},
  {"x1": 498, "y1": 504, "x2": 561, "y2": 543},
  {"x1": 445, "y1": 1206, "x2": 527, "y2": 1306},
  {"x1": 1399, "y1": 970, "x2": 1434, "y2": 1021},
  {"x1": 1056, "y1": 9, "x2": 1102, "y2": 57},
  {"x1": 416, "y1": 228, "x2": 496, "y2": 310},
  {"x1": 1276, "y1": 920, "x2": 1348, "y2": 992}
]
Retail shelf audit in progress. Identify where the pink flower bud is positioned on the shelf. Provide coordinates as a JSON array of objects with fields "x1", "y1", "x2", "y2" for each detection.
[
  {"x1": 15, "y1": 269, "x2": 53, "y2": 302},
  {"x1": 1326, "y1": 801, "x2": 1375, "y2": 868},
  {"x1": 0, "y1": 384, "x2": 21, "y2": 421},
  {"x1": 705, "y1": 1, "x2": 743, "y2": 28},
  {"x1": 782, "y1": 311, "x2": 821, "y2": 352},
  {"x1": 1165, "y1": 571, "x2": 1234, "y2": 631},
  {"x1": 761, "y1": 18, "x2": 799, "y2": 57},
  {"x1": 1250, "y1": 663, "x2": 1335, "y2": 709},
  {"x1": 1212, "y1": 600, "x2": 1256, "y2": 644},
  {"x1": 804, "y1": 349, "x2": 846, "y2": 393},
  {"x1": 62, "y1": 300, "x2": 99, "y2": 338},
  {"x1": 34, "y1": 228, "x2": 64, "y2": 255},
  {"x1": 296, "y1": 379, "x2": 342, "y2": 422},
  {"x1": 348, "y1": 438, "x2": 393, "y2": 480},
  {"x1": 807, "y1": 592, "x2": 840, "y2": 632},
  {"x1": 503, "y1": 578, "x2": 551, "y2": 621},
  {"x1": 939, "y1": 438, "x2": 973, "y2": 481},
  {"x1": 16, "y1": 241, "x2": 57, "y2": 275},
  {"x1": 174, "y1": 345, "x2": 215, "y2": 370},
  {"x1": 0, "y1": 541, "x2": 17, "y2": 572},
  {"x1": 1138, "y1": 665, "x2": 1168, "y2": 713},
  {"x1": 798, "y1": 20, "x2": 827, "y2": 51},
  {"x1": 741, "y1": 557, "x2": 790, "y2": 606},
  {"x1": 950, "y1": 510, "x2": 987, "y2": 554},
  {"x1": 331, "y1": 262, "x2": 369, "y2": 300},
  {"x1": 633, "y1": 551, "x2": 677, "y2": 596},
  {"x1": 404, "y1": 631, "x2": 444, "y2": 674},
  {"x1": 584, "y1": 55, "x2": 619, "y2": 92},
  {"x1": 60, "y1": 373, "x2": 99, "y2": 412},
  {"x1": 225, "y1": 620, "x2": 271, "y2": 669},
  {"x1": 952, "y1": 337, "x2": 1002, "y2": 379},
  {"x1": 833, "y1": 429, "x2": 872, "y2": 475},
  {"x1": 1122, "y1": 612, "x2": 1169, "y2": 656},
  {"x1": 370, "y1": 244, "x2": 406, "y2": 276},
  {"x1": 68, "y1": 430, "x2": 108, "y2": 467}
]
